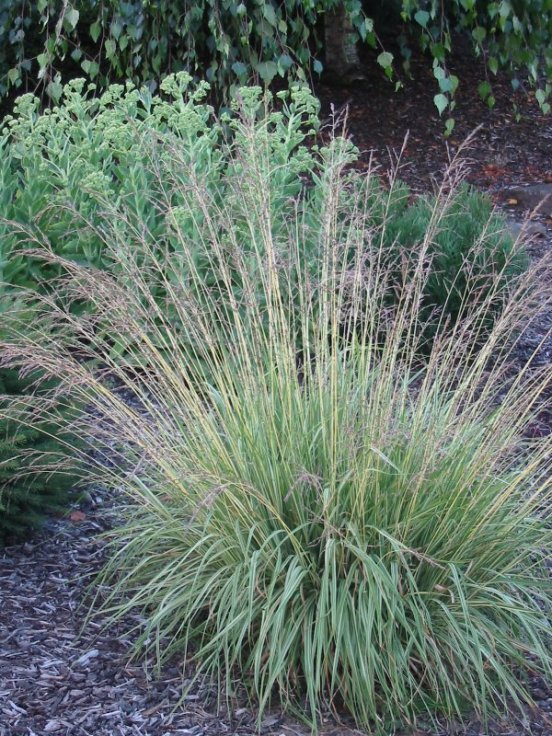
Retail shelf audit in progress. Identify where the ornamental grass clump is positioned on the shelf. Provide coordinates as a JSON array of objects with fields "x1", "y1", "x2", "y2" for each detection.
[{"x1": 4, "y1": 119, "x2": 550, "y2": 733}]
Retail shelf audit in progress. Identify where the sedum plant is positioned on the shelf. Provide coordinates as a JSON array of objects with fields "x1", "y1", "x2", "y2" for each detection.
[
  {"x1": 0, "y1": 76, "x2": 319, "y2": 300},
  {"x1": 5, "y1": 122, "x2": 551, "y2": 732}
]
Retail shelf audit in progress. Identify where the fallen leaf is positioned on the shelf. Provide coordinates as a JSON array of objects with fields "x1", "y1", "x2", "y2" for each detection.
[
  {"x1": 68, "y1": 510, "x2": 86, "y2": 522},
  {"x1": 506, "y1": 198, "x2": 518, "y2": 205},
  {"x1": 481, "y1": 163, "x2": 507, "y2": 181}
]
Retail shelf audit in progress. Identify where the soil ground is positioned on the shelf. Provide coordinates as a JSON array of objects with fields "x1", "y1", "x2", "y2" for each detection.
[{"x1": 316, "y1": 43, "x2": 552, "y2": 195}]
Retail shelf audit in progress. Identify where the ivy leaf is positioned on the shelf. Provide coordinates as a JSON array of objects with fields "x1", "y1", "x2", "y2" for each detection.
[
  {"x1": 430, "y1": 42, "x2": 445, "y2": 62},
  {"x1": 472, "y1": 26, "x2": 486, "y2": 44},
  {"x1": 535, "y1": 88, "x2": 548, "y2": 108},
  {"x1": 434, "y1": 93, "x2": 448, "y2": 115},
  {"x1": 255, "y1": 61, "x2": 277, "y2": 84},
  {"x1": 377, "y1": 51, "x2": 393, "y2": 70},
  {"x1": 111, "y1": 20, "x2": 123, "y2": 40},
  {"x1": 90, "y1": 21, "x2": 101, "y2": 43},
  {"x1": 512, "y1": 15, "x2": 523, "y2": 33},
  {"x1": 105, "y1": 39, "x2": 116, "y2": 59},
  {"x1": 278, "y1": 53, "x2": 293, "y2": 72},
  {"x1": 262, "y1": 4, "x2": 277, "y2": 28},
  {"x1": 47, "y1": 79, "x2": 63, "y2": 101},
  {"x1": 414, "y1": 10, "x2": 430, "y2": 28},
  {"x1": 377, "y1": 51, "x2": 394, "y2": 79},
  {"x1": 231, "y1": 61, "x2": 247, "y2": 78},
  {"x1": 444, "y1": 117, "x2": 455, "y2": 137},
  {"x1": 312, "y1": 58, "x2": 323, "y2": 74},
  {"x1": 477, "y1": 80, "x2": 492, "y2": 100},
  {"x1": 7, "y1": 67, "x2": 20, "y2": 85},
  {"x1": 67, "y1": 7, "x2": 79, "y2": 31},
  {"x1": 81, "y1": 59, "x2": 99, "y2": 77},
  {"x1": 499, "y1": 1, "x2": 512, "y2": 18},
  {"x1": 357, "y1": 17, "x2": 373, "y2": 41},
  {"x1": 278, "y1": 53, "x2": 293, "y2": 77}
]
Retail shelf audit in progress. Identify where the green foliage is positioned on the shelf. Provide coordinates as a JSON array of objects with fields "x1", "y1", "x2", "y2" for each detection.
[
  {"x1": 13, "y1": 130, "x2": 551, "y2": 731},
  {"x1": 0, "y1": 0, "x2": 368, "y2": 102},
  {"x1": 396, "y1": 0, "x2": 552, "y2": 120},
  {"x1": 0, "y1": 300, "x2": 80, "y2": 545},
  {"x1": 0, "y1": 1, "x2": 549, "y2": 119},
  {"x1": 0, "y1": 75, "x2": 226, "y2": 293},
  {"x1": 1, "y1": 77, "x2": 524, "y2": 358}
]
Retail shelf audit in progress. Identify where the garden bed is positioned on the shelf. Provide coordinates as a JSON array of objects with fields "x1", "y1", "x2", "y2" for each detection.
[{"x1": 1, "y1": 71, "x2": 551, "y2": 736}]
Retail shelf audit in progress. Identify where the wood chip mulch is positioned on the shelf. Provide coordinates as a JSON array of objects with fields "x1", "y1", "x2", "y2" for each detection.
[
  {"x1": 2, "y1": 478, "x2": 551, "y2": 736},
  {"x1": 0, "y1": 488, "x2": 280, "y2": 736}
]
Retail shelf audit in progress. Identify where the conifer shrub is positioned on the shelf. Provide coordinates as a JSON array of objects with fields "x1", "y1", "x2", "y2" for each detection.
[
  {"x1": 378, "y1": 180, "x2": 529, "y2": 341},
  {"x1": 7, "y1": 126, "x2": 551, "y2": 732},
  {"x1": 0, "y1": 299, "x2": 81, "y2": 545}
]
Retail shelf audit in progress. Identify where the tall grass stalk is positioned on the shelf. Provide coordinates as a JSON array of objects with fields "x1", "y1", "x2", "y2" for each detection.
[{"x1": 3, "y1": 121, "x2": 551, "y2": 733}]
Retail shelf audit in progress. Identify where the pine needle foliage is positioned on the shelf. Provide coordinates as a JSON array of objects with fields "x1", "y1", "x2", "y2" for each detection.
[
  {"x1": 379, "y1": 181, "x2": 528, "y2": 338},
  {"x1": 4, "y1": 96, "x2": 551, "y2": 732},
  {"x1": 0, "y1": 301, "x2": 80, "y2": 545}
]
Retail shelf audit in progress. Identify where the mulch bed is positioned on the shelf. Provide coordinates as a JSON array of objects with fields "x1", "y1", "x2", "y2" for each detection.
[
  {"x1": 1, "y1": 53, "x2": 551, "y2": 736},
  {"x1": 316, "y1": 40, "x2": 552, "y2": 195}
]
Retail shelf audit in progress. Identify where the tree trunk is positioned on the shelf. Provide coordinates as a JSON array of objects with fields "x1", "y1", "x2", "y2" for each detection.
[{"x1": 323, "y1": 3, "x2": 364, "y2": 84}]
